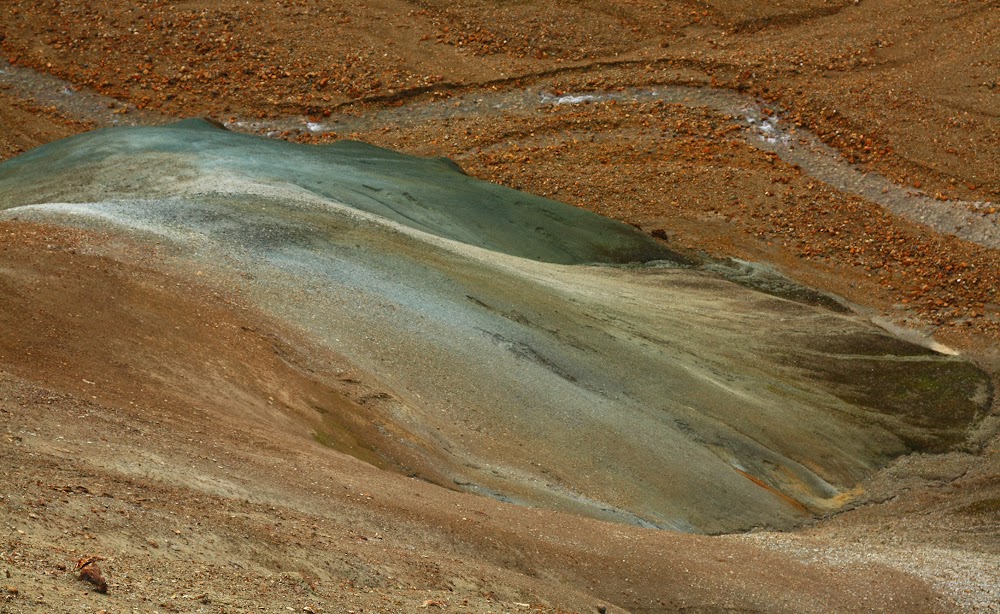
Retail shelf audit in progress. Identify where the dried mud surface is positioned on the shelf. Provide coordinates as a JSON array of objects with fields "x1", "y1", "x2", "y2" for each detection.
[{"x1": 1, "y1": 1, "x2": 999, "y2": 612}]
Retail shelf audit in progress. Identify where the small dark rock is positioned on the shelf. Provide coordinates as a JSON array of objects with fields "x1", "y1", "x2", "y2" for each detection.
[{"x1": 76, "y1": 557, "x2": 108, "y2": 593}]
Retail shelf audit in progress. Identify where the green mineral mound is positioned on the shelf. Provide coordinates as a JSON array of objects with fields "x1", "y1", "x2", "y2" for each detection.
[
  {"x1": 0, "y1": 120, "x2": 990, "y2": 533},
  {"x1": 0, "y1": 118, "x2": 678, "y2": 266}
]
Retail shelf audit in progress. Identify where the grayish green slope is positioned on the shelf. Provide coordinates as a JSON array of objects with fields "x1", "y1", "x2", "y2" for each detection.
[
  {"x1": 0, "y1": 118, "x2": 678, "y2": 266},
  {"x1": 0, "y1": 120, "x2": 989, "y2": 533}
]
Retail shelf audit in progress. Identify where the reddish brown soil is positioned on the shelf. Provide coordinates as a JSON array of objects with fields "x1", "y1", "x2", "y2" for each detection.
[
  {"x1": 2, "y1": 0, "x2": 996, "y2": 201},
  {"x1": 0, "y1": 89, "x2": 90, "y2": 159}
]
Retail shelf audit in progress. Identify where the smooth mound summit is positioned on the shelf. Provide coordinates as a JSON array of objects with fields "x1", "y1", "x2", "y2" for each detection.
[
  {"x1": 0, "y1": 118, "x2": 676, "y2": 266},
  {"x1": 0, "y1": 119, "x2": 990, "y2": 533}
]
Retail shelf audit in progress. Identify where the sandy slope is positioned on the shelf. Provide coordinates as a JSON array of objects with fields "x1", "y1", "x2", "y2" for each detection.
[{"x1": 0, "y1": 219, "x2": 955, "y2": 613}]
